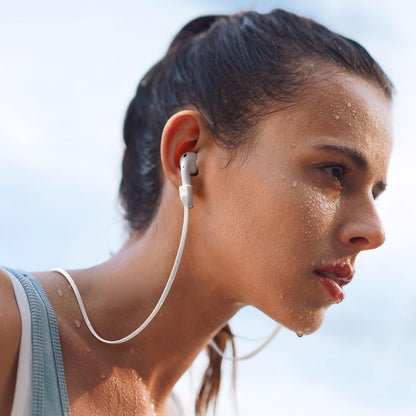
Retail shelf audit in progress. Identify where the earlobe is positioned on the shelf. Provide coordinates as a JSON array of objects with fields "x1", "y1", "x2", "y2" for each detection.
[{"x1": 160, "y1": 110, "x2": 203, "y2": 188}]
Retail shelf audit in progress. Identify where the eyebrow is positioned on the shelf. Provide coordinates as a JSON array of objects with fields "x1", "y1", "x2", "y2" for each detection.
[
  {"x1": 315, "y1": 144, "x2": 387, "y2": 195},
  {"x1": 315, "y1": 144, "x2": 369, "y2": 170}
]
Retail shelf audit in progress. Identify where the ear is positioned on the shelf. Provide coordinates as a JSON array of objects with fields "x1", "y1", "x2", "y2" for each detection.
[{"x1": 160, "y1": 110, "x2": 209, "y2": 188}]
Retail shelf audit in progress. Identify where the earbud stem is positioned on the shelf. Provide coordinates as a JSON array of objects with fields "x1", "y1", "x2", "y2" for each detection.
[{"x1": 179, "y1": 184, "x2": 194, "y2": 208}]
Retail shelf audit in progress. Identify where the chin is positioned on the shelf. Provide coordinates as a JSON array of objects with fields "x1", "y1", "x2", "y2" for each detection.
[{"x1": 282, "y1": 306, "x2": 327, "y2": 337}]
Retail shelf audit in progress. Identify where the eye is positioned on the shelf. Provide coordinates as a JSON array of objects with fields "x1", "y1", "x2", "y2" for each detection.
[
  {"x1": 322, "y1": 164, "x2": 349, "y2": 185},
  {"x1": 325, "y1": 166, "x2": 344, "y2": 180}
]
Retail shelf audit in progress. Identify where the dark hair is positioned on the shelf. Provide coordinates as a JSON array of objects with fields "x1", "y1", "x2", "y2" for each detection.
[{"x1": 119, "y1": 8, "x2": 393, "y2": 415}]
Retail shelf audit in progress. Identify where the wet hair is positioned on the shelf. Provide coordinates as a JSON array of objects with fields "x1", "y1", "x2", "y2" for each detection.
[{"x1": 118, "y1": 8, "x2": 393, "y2": 415}]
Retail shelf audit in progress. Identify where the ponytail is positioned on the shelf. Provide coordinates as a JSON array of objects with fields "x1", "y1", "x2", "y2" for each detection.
[{"x1": 196, "y1": 324, "x2": 236, "y2": 416}]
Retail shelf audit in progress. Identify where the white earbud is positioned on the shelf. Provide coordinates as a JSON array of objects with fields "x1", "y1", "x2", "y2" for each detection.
[{"x1": 179, "y1": 152, "x2": 197, "y2": 208}]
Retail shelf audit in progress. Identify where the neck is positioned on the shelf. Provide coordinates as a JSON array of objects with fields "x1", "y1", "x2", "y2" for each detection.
[{"x1": 60, "y1": 202, "x2": 241, "y2": 408}]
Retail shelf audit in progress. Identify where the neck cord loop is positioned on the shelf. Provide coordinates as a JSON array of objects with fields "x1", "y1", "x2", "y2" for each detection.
[
  {"x1": 51, "y1": 205, "x2": 190, "y2": 345},
  {"x1": 209, "y1": 323, "x2": 282, "y2": 361}
]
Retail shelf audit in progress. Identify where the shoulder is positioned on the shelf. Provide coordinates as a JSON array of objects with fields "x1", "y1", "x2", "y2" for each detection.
[
  {"x1": 0, "y1": 267, "x2": 21, "y2": 356},
  {"x1": 0, "y1": 267, "x2": 22, "y2": 414}
]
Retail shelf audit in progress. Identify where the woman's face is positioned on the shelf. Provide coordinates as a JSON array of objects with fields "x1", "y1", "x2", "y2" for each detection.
[{"x1": 197, "y1": 71, "x2": 393, "y2": 335}]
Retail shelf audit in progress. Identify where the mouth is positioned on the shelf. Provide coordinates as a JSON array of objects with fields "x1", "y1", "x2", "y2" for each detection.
[{"x1": 313, "y1": 263, "x2": 354, "y2": 303}]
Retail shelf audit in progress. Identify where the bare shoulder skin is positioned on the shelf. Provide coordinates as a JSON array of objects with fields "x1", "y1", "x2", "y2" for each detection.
[{"x1": 0, "y1": 268, "x2": 21, "y2": 415}]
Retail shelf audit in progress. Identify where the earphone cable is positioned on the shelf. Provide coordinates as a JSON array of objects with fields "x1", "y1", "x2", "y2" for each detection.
[
  {"x1": 209, "y1": 323, "x2": 282, "y2": 361},
  {"x1": 51, "y1": 205, "x2": 190, "y2": 345}
]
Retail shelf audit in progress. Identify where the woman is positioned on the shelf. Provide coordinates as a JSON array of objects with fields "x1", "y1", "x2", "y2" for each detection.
[{"x1": 0, "y1": 8, "x2": 393, "y2": 416}]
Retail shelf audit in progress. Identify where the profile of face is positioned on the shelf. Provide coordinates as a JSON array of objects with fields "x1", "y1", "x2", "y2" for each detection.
[{"x1": 192, "y1": 70, "x2": 392, "y2": 336}]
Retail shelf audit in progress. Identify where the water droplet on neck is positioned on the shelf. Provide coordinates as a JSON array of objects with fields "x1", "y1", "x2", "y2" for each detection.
[
  {"x1": 346, "y1": 102, "x2": 352, "y2": 108},
  {"x1": 291, "y1": 180, "x2": 297, "y2": 188},
  {"x1": 74, "y1": 319, "x2": 81, "y2": 328},
  {"x1": 334, "y1": 114, "x2": 340, "y2": 120},
  {"x1": 57, "y1": 289, "x2": 63, "y2": 297},
  {"x1": 280, "y1": 173, "x2": 286, "y2": 180}
]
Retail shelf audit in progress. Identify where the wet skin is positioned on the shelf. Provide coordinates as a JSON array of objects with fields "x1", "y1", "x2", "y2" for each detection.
[{"x1": 191, "y1": 70, "x2": 392, "y2": 336}]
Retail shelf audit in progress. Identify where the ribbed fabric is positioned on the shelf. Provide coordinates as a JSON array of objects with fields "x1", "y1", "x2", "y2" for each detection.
[
  {"x1": 8, "y1": 268, "x2": 33, "y2": 416},
  {"x1": 3, "y1": 267, "x2": 71, "y2": 416}
]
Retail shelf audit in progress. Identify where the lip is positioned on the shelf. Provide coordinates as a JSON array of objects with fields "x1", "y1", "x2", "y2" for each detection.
[
  {"x1": 315, "y1": 263, "x2": 354, "y2": 287},
  {"x1": 313, "y1": 263, "x2": 354, "y2": 303}
]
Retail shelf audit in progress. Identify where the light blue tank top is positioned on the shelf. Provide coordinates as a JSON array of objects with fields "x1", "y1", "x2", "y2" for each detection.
[{"x1": 3, "y1": 267, "x2": 71, "y2": 416}]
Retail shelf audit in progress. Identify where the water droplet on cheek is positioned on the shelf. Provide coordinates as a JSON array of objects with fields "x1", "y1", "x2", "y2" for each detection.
[
  {"x1": 346, "y1": 102, "x2": 352, "y2": 108},
  {"x1": 280, "y1": 173, "x2": 286, "y2": 180},
  {"x1": 74, "y1": 319, "x2": 81, "y2": 328},
  {"x1": 334, "y1": 114, "x2": 340, "y2": 120},
  {"x1": 291, "y1": 181, "x2": 298, "y2": 188},
  {"x1": 321, "y1": 259, "x2": 326, "y2": 265}
]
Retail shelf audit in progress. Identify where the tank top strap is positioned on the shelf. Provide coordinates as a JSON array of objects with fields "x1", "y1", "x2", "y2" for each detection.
[{"x1": 2, "y1": 266, "x2": 71, "y2": 416}]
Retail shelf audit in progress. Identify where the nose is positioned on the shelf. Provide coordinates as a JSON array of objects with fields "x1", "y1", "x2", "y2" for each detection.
[{"x1": 337, "y1": 199, "x2": 386, "y2": 252}]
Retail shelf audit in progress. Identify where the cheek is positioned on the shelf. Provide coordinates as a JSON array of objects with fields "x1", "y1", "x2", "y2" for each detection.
[
  {"x1": 221, "y1": 171, "x2": 338, "y2": 272},
  {"x1": 256, "y1": 179, "x2": 338, "y2": 263},
  {"x1": 221, "y1": 176, "x2": 336, "y2": 292},
  {"x1": 297, "y1": 185, "x2": 339, "y2": 249}
]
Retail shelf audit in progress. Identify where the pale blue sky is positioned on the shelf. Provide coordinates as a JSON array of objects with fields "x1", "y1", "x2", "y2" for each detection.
[{"x1": 0, "y1": 1, "x2": 415, "y2": 415}]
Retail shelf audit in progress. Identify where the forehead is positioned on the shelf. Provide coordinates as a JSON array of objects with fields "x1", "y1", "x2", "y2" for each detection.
[
  {"x1": 259, "y1": 70, "x2": 393, "y2": 173},
  {"x1": 299, "y1": 71, "x2": 392, "y2": 148}
]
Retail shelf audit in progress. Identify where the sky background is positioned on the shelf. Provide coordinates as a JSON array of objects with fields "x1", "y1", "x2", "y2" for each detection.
[{"x1": 0, "y1": 0, "x2": 415, "y2": 415}]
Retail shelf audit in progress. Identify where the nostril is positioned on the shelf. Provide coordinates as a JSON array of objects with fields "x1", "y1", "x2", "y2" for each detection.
[{"x1": 349, "y1": 236, "x2": 369, "y2": 245}]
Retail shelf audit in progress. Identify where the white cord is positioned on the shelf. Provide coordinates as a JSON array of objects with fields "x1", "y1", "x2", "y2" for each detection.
[
  {"x1": 51, "y1": 205, "x2": 190, "y2": 345},
  {"x1": 209, "y1": 323, "x2": 283, "y2": 361},
  {"x1": 228, "y1": 331, "x2": 275, "y2": 341}
]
